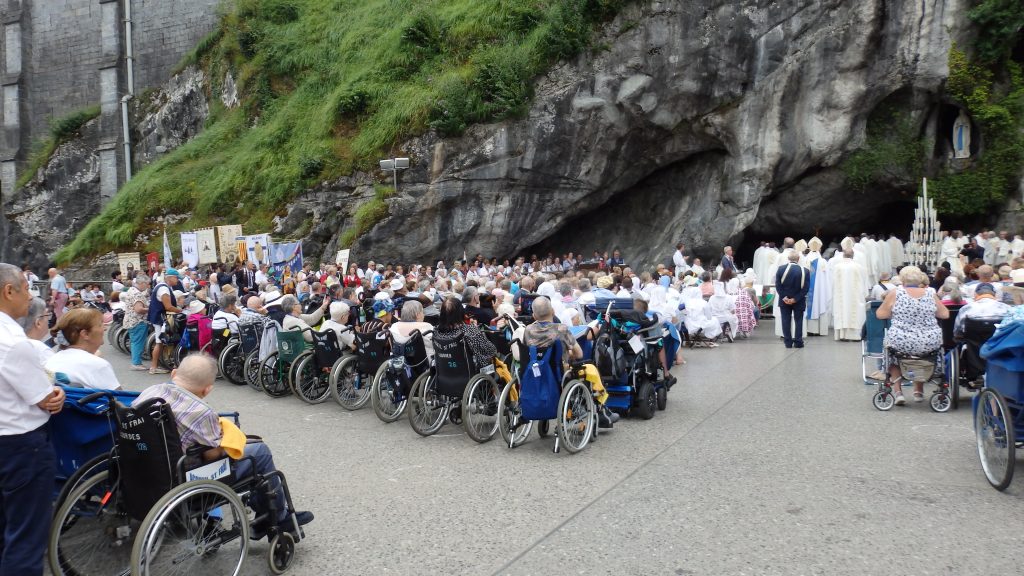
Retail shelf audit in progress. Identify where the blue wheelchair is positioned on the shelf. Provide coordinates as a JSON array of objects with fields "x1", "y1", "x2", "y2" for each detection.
[
  {"x1": 589, "y1": 302, "x2": 671, "y2": 419},
  {"x1": 973, "y1": 323, "x2": 1024, "y2": 491}
]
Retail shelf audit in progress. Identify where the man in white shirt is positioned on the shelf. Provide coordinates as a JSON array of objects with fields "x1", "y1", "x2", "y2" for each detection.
[
  {"x1": 255, "y1": 264, "x2": 269, "y2": 286},
  {"x1": 870, "y1": 272, "x2": 895, "y2": 301},
  {"x1": 672, "y1": 242, "x2": 689, "y2": 278},
  {"x1": 0, "y1": 262, "x2": 65, "y2": 575}
]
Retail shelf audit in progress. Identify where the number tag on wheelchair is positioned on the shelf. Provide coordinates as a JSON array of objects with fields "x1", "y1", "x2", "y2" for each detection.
[
  {"x1": 186, "y1": 458, "x2": 231, "y2": 482},
  {"x1": 531, "y1": 362, "x2": 541, "y2": 377},
  {"x1": 628, "y1": 335, "x2": 644, "y2": 354}
]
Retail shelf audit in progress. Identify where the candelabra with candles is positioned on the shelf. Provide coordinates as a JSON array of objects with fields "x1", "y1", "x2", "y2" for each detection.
[{"x1": 908, "y1": 178, "x2": 942, "y2": 271}]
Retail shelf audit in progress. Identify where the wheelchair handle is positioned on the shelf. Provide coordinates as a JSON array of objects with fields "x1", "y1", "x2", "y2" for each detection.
[{"x1": 77, "y1": 390, "x2": 114, "y2": 406}]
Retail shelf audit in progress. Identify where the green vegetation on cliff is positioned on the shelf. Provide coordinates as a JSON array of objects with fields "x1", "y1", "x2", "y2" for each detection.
[
  {"x1": 55, "y1": 0, "x2": 630, "y2": 264},
  {"x1": 18, "y1": 105, "x2": 100, "y2": 190}
]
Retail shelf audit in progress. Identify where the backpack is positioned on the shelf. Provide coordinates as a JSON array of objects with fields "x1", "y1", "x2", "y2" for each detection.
[{"x1": 519, "y1": 342, "x2": 562, "y2": 421}]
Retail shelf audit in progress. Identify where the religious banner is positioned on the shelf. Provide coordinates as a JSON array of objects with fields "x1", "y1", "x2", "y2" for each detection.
[
  {"x1": 217, "y1": 224, "x2": 243, "y2": 265},
  {"x1": 235, "y1": 236, "x2": 248, "y2": 263},
  {"x1": 116, "y1": 252, "x2": 141, "y2": 278},
  {"x1": 146, "y1": 252, "x2": 160, "y2": 274},
  {"x1": 196, "y1": 228, "x2": 218, "y2": 264},
  {"x1": 180, "y1": 232, "x2": 199, "y2": 269},
  {"x1": 335, "y1": 249, "x2": 350, "y2": 271},
  {"x1": 245, "y1": 233, "x2": 271, "y2": 266},
  {"x1": 271, "y1": 242, "x2": 304, "y2": 279}
]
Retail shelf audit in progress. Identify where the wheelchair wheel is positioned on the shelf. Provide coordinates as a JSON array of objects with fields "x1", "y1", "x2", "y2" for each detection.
[
  {"x1": 371, "y1": 362, "x2": 408, "y2": 423},
  {"x1": 268, "y1": 531, "x2": 296, "y2": 575},
  {"x1": 656, "y1": 386, "x2": 667, "y2": 411},
  {"x1": 634, "y1": 380, "x2": 656, "y2": 420},
  {"x1": 293, "y1": 352, "x2": 330, "y2": 404},
  {"x1": 497, "y1": 379, "x2": 533, "y2": 448},
  {"x1": 244, "y1": 350, "x2": 264, "y2": 391},
  {"x1": 975, "y1": 388, "x2": 1015, "y2": 491},
  {"x1": 54, "y1": 452, "x2": 113, "y2": 514},
  {"x1": 142, "y1": 332, "x2": 155, "y2": 361},
  {"x1": 408, "y1": 372, "x2": 448, "y2": 437},
  {"x1": 171, "y1": 343, "x2": 188, "y2": 370},
  {"x1": 723, "y1": 323, "x2": 734, "y2": 343},
  {"x1": 219, "y1": 341, "x2": 246, "y2": 385},
  {"x1": 872, "y1": 390, "x2": 895, "y2": 411},
  {"x1": 557, "y1": 379, "x2": 595, "y2": 453},
  {"x1": 116, "y1": 326, "x2": 132, "y2": 355},
  {"x1": 930, "y1": 391, "x2": 951, "y2": 413},
  {"x1": 537, "y1": 419, "x2": 551, "y2": 438},
  {"x1": 106, "y1": 323, "x2": 120, "y2": 347},
  {"x1": 131, "y1": 479, "x2": 249, "y2": 576},
  {"x1": 462, "y1": 373, "x2": 500, "y2": 443},
  {"x1": 330, "y1": 355, "x2": 370, "y2": 410},
  {"x1": 261, "y1": 353, "x2": 292, "y2": 398},
  {"x1": 49, "y1": 470, "x2": 132, "y2": 576}
]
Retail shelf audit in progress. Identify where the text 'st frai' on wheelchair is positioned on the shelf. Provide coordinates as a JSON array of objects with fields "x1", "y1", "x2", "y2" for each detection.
[
  {"x1": 972, "y1": 320, "x2": 1024, "y2": 491},
  {"x1": 49, "y1": 391, "x2": 305, "y2": 576},
  {"x1": 862, "y1": 301, "x2": 952, "y2": 413},
  {"x1": 407, "y1": 333, "x2": 502, "y2": 442},
  {"x1": 497, "y1": 339, "x2": 598, "y2": 454}
]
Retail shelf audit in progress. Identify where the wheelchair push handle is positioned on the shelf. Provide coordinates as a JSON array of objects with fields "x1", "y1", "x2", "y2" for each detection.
[{"x1": 77, "y1": 389, "x2": 116, "y2": 406}]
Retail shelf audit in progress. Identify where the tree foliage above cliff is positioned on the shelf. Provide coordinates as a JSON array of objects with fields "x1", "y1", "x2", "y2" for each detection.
[
  {"x1": 968, "y1": 0, "x2": 1024, "y2": 64},
  {"x1": 55, "y1": 0, "x2": 630, "y2": 264}
]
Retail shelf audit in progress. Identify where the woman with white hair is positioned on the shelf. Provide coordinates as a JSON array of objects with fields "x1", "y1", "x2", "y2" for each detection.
[
  {"x1": 875, "y1": 265, "x2": 949, "y2": 405},
  {"x1": 321, "y1": 301, "x2": 356, "y2": 351},
  {"x1": 390, "y1": 300, "x2": 434, "y2": 357},
  {"x1": 281, "y1": 294, "x2": 330, "y2": 342}
]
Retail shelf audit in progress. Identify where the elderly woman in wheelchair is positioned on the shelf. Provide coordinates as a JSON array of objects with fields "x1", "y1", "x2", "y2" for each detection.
[
  {"x1": 49, "y1": 355, "x2": 312, "y2": 576},
  {"x1": 875, "y1": 266, "x2": 950, "y2": 407}
]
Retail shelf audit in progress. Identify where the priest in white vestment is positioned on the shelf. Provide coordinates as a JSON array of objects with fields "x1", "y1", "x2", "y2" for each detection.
[
  {"x1": 887, "y1": 235, "x2": 906, "y2": 269},
  {"x1": 941, "y1": 233, "x2": 964, "y2": 276},
  {"x1": 771, "y1": 248, "x2": 807, "y2": 340},
  {"x1": 1012, "y1": 235, "x2": 1024, "y2": 259},
  {"x1": 803, "y1": 237, "x2": 831, "y2": 336},
  {"x1": 673, "y1": 243, "x2": 689, "y2": 278},
  {"x1": 755, "y1": 245, "x2": 778, "y2": 289},
  {"x1": 856, "y1": 238, "x2": 878, "y2": 286},
  {"x1": 832, "y1": 248, "x2": 868, "y2": 341}
]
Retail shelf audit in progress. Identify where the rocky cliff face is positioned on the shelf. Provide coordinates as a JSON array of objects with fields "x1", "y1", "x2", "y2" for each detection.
[
  {"x1": 5, "y1": 1, "x2": 979, "y2": 271},
  {"x1": 333, "y1": 0, "x2": 969, "y2": 268}
]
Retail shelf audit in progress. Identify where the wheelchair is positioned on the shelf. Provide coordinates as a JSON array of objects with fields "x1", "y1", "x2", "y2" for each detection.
[
  {"x1": 591, "y1": 306, "x2": 670, "y2": 419},
  {"x1": 240, "y1": 319, "x2": 269, "y2": 391},
  {"x1": 153, "y1": 312, "x2": 187, "y2": 370},
  {"x1": 407, "y1": 333, "x2": 502, "y2": 442},
  {"x1": 106, "y1": 308, "x2": 126, "y2": 350},
  {"x1": 370, "y1": 329, "x2": 431, "y2": 422},
  {"x1": 213, "y1": 322, "x2": 247, "y2": 385},
  {"x1": 974, "y1": 358, "x2": 1024, "y2": 491},
  {"x1": 170, "y1": 313, "x2": 215, "y2": 369},
  {"x1": 289, "y1": 327, "x2": 349, "y2": 404},
  {"x1": 49, "y1": 391, "x2": 304, "y2": 575},
  {"x1": 496, "y1": 340, "x2": 598, "y2": 453},
  {"x1": 945, "y1": 316, "x2": 1000, "y2": 409},
  {"x1": 259, "y1": 324, "x2": 309, "y2": 398},
  {"x1": 330, "y1": 329, "x2": 388, "y2": 410}
]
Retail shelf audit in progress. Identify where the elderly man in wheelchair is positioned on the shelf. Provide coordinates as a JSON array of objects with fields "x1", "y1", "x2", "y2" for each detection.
[{"x1": 50, "y1": 354, "x2": 312, "y2": 575}]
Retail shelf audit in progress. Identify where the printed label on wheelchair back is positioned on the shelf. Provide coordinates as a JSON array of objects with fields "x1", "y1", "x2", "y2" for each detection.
[
  {"x1": 187, "y1": 458, "x2": 231, "y2": 482},
  {"x1": 628, "y1": 335, "x2": 644, "y2": 354}
]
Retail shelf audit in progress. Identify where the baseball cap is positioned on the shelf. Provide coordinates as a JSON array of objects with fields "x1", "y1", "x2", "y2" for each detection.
[
  {"x1": 165, "y1": 268, "x2": 181, "y2": 277},
  {"x1": 389, "y1": 278, "x2": 404, "y2": 292},
  {"x1": 975, "y1": 282, "x2": 996, "y2": 296}
]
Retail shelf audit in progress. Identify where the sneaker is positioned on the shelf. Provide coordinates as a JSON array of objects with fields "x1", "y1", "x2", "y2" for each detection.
[
  {"x1": 664, "y1": 375, "x2": 677, "y2": 389},
  {"x1": 598, "y1": 406, "x2": 620, "y2": 429},
  {"x1": 149, "y1": 367, "x2": 169, "y2": 375},
  {"x1": 130, "y1": 364, "x2": 148, "y2": 371},
  {"x1": 913, "y1": 391, "x2": 924, "y2": 402},
  {"x1": 894, "y1": 393, "x2": 906, "y2": 406}
]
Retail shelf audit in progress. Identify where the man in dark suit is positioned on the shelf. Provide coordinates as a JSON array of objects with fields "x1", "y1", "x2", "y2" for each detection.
[
  {"x1": 775, "y1": 250, "x2": 809, "y2": 349},
  {"x1": 235, "y1": 262, "x2": 257, "y2": 296}
]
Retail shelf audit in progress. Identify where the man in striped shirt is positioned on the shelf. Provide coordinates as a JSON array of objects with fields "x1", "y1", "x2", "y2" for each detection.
[{"x1": 133, "y1": 355, "x2": 313, "y2": 534}]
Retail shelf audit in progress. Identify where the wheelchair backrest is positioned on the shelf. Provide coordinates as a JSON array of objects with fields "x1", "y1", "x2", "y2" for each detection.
[
  {"x1": 592, "y1": 328, "x2": 628, "y2": 380},
  {"x1": 393, "y1": 330, "x2": 429, "y2": 370},
  {"x1": 516, "y1": 340, "x2": 563, "y2": 421},
  {"x1": 354, "y1": 330, "x2": 389, "y2": 374},
  {"x1": 515, "y1": 339, "x2": 563, "y2": 381},
  {"x1": 483, "y1": 327, "x2": 512, "y2": 358},
  {"x1": 963, "y1": 316, "x2": 999, "y2": 347},
  {"x1": 277, "y1": 329, "x2": 307, "y2": 363},
  {"x1": 311, "y1": 328, "x2": 343, "y2": 370},
  {"x1": 164, "y1": 312, "x2": 188, "y2": 344},
  {"x1": 113, "y1": 398, "x2": 184, "y2": 521},
  {"x1": 940, "y1": 304, "x2": 964, "y2": 351},
  {"x1": 239, "y1": 321, "x2": 264, "y2": 355},
  {"x1": 432, "y1": 333, "x2": 474, "y2": 398},
  {"x1": 863, "y1": 301, "x2": 890, "y2": 355}
]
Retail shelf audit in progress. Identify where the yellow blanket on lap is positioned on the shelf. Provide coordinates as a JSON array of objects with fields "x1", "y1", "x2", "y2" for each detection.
[
  {"x1": 582, "y1": 364, "x2": 608, "y2": 404},
  {"x1": 218, "y1": 417, "x2": 247, "y2": 460}
]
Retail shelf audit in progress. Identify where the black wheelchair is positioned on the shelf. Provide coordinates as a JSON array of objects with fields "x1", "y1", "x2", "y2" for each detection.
[
  {"x1": 289, "y1": 327, "x2": 349, "y2": 404},
  {"x1": 370, "y1": 329, "x2": 432, "y2": 423},
  {"x1": 407, "y1": 333, "x2": 501, "y2": 443},
  {"x1": 946, "y1": 316, "x2": 1001, "y2": 408},
  {"x1": 330, "y1": 329, "x2": 389, "y2": 410},
  {"x1": 49, "y1": 391, "x2": 305, "y2": 575}
]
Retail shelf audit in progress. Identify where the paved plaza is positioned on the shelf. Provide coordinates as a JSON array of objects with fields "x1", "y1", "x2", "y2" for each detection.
[{"x1": 102, "y1": 322, "x2": 1023, "y2": 575}]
